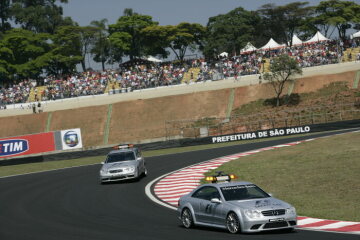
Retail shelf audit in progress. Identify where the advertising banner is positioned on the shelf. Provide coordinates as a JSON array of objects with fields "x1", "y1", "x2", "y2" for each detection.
[
  {"x1": 60, "y1": 128, "x2": 83, "y2": 150},
  {"x1": 0, "y1": 132, "x2": 55, "y2": 158},
  {"x1": 210, "y1": 126, "x2": 311, "y2": 144}
]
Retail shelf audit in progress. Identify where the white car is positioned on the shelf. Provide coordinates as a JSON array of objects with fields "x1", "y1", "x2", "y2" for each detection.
[{"x1": 99, "y1": 145, "x2": 147, "y2": 183}]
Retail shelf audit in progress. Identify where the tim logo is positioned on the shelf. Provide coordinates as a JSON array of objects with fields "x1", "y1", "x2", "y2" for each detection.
[{"x1": 0, "y1": 139, "x2": 29, "y2": 157}]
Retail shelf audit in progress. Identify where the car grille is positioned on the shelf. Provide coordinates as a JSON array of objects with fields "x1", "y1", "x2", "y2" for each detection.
[
  {"x1": 262, "y1": 209, "x2": 286, "y2": 216},
  {"x1": 263, "y1": 221, "x2": 288, "y2": 229},
  {"x1": 109, "y1": 169, "x2": 123, "y2": 173}
]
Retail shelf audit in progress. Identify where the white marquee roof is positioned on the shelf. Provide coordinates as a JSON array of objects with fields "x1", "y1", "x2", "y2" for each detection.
[
  {"x1": 260, "y1": 38, "x2": 286, "y2": 50},
  {"x1": 352, "y1": 31, "x2": 360, "y2": 38},
  {"x1": 291, "y1": 34, "x2": 303, "y2": 46},
  {"x1": 305, "y1": 31, "x2": 329, "y2": 44},
  {"x1": 240, "y1": 42, "x2": 257, "y2": 54}
]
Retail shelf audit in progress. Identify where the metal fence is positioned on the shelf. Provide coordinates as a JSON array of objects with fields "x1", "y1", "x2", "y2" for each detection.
[{"x1": 165, "y1": 103, "x2": 360, "y2": 140}]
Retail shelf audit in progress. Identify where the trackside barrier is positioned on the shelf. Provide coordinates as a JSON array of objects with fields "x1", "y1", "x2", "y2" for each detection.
[{"x1": 1, "y1": 119, "x2": 359, "y2": 167}]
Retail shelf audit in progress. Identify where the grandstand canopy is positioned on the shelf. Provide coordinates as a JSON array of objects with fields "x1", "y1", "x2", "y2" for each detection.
[
  {"x1": 147, "y1": 56, "x2": 162, "y2": 63},
  {"x1": 290, "y1": 34, "x2": 303, "y2": 46},
  {"x1": 219, "y1": 52, "x2": 228, "y2": 57},
  {"x1": 260, "y1": 38, "x2": 286, "y2": 50},
  {"x1": 304, "y1": 31, "x2": 329, "y2": 44},
  {"x1": 352, "y1": 31, "x2": 360, "y2": 38},
  {"x1": 240, "y1": 42, "x2": 257, "y2": 54}
]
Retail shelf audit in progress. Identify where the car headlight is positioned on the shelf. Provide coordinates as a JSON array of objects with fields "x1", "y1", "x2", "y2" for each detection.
[
  {"x1": 124, "y1": 167, "x2": 135, "y2": 172},
  {"x1": 244, "y1": 209, "x2": 262, "y2": 219},
  {"x1": 100, "y1": 169, "x2": 107, "y2": 174},
  {"x1": 286, "y1": 207, "x2": 296, "y2": 215}
]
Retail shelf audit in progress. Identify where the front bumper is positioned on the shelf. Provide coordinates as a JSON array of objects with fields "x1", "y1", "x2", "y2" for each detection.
[
  {"x1": 100, "y1": 171, "x2": 138, "y2": 182},
  {"x1": 242, "y1": 216, "x2": 297, "y2": 233}
]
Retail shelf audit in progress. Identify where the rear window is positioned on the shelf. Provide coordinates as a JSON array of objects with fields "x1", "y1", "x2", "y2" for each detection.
[{"x1": 106, "y1": 151, "x2": 135, "y2": 163}]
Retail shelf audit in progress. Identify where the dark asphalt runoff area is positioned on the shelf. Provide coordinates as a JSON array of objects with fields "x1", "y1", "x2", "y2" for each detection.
[{"x1": 0, "y1": 128, "x2": 359, "y2": 240}]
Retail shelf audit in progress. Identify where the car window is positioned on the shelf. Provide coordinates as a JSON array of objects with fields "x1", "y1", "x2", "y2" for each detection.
[
  {"x1": 192, "y1": 186, "x2": 220, "y2": 201},
  {"x1": 106, "y1": 151, "x2": 136, "y2": 163},
  {"x1": 220, "y1": 184, "x2": 270, "y2": 201}
]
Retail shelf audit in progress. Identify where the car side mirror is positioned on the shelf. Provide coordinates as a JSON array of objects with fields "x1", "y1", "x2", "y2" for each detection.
[
  {"x1": 269, "y1": 193, "x2": 273, "y2": 197},
  {"x1": 101, "y1": 162, "x2": 104, "y2": 165},
  {"x1": 136, "y1": 157, "x2": 142, "y2": 161},
  {"x1": 210, "y1": 198, "x2": 221, "y2": 204}
]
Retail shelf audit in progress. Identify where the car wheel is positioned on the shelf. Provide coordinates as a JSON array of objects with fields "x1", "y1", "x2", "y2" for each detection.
[
  {"x1": 181, "y1": 208, "x2": 194, "y2": 228},
  {"x1": 226, "y1": 212, "x2": 241, "y2": 234},
  {"x1": 143, "y1": 167, "x2": 148, "y2": 177}
]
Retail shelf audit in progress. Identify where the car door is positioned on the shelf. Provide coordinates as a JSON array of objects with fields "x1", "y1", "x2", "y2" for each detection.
[
  {"x1": 135, "y1": 148, "x2": 145, "y2": 173},
  {"x1": 192, "y1": 186, "x2": 222, "y2": 224}
]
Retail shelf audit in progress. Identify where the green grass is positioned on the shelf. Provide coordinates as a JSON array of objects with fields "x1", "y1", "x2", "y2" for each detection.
[
  {"x1": 0, "y1": 131, "x2": 332, "y2": 178},
  {"x1": 204, "y1": 131, "x2": 360, "y2": 221},
  {"x1": 301, "y1": 81, "x2": 349, "y2": 102}
]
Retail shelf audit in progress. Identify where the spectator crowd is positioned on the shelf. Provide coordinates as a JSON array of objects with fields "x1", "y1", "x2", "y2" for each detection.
[{"x1": 1, "y1": 38, "x2": 360, "y2": 109}]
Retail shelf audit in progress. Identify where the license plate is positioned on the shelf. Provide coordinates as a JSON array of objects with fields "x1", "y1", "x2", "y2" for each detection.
[{"x1": 269, "y1": 218, "x2": 285, "y2": 222}]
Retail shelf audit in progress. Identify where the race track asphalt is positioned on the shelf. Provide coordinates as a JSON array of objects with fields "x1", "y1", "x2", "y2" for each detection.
[{"x1": 0, "y1": 129, "x2": 358, "y2": 240}]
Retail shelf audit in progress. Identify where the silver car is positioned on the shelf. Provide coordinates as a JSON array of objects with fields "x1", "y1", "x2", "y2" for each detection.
[
  {"x1": 99, "y1": 145, "x2": 147, "y2": 183},
  {"x1": 178, "y1": 177, "x2": 297, "y2": 234}
]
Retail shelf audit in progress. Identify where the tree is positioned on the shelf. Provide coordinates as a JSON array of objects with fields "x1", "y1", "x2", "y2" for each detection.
[
  {"x1": 142, "y1": 22, "x2": 206, "y2": 62},
  {"x1": 314, "y1": 0, "x2": 360, "y2": 41},
  {"x1": 90, "y1": 19, "x2": 110, "y2": 71},
  {"x1": 258, "y1": 2, "x2": 313, "y2": 46},
  {"x1": 11, "y1": 0, "x2": 72, "y2": 34},
  {"x1": 204, "y1": 7, "x2": 263, "y2": 58},
  {"x1": 0, "y1": 0, "x2": 11, "y2": 33},
  {"x1": 109, "y1": 9, "x2": 158, "y2": 61},
  {"x1": 46, "y1": 25, "x2": 83, "y2": 76},
  {"x1": 0, "y1": 28, "x2": 52, "y2": 81},
  {"x1": 263, "y1": 55, "x2": 302, "y2": 107},
  {"x1": 78, "y1": 26, "x2": 98, "y2": 72}
]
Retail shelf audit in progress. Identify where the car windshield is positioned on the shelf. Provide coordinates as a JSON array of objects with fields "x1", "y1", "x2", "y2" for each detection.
[
  {"x1": 106, "y1": 151, "x2": 135, "y2": 163},
  {"x1": 220, "y1": 184, "x2": 270, "y2": 201}
]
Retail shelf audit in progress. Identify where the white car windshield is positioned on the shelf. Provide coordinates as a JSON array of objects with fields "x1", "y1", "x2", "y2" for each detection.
[
  {"x1": 106, "y1": 152, "x2": 136, "y2": 163},
  {"x1": 220, "y1": 184, "x2": 270, "y2": 201}
]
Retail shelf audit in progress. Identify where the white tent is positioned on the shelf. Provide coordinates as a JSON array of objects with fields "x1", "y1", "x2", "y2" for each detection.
[
  {"x1": 146, "y1": 56, "x2": 162, "y2": 63},
  {"x1": 219, "y1": 52, "x2": 228, "y2": 57},
  {"x1": 240, "y1": 42, "x2": 257, "y2": 54},
  {"x1": 260, "y1": 38, "x2": 286, "y2": 50},
  {"x1": 352, "y1": 31, "x2": 360, "y2": 38},
  {"x1": 290, "y1": 34, "x2": 303, "y2": 46},
  {"x1": 304, "y1": 31, "x2": 329, "y2": 44}
]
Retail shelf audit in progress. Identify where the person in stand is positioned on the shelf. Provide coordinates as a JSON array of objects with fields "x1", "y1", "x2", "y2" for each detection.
[
  {"x1": 37, "y1": 102, "x2": 42, "y2": 113},
  {"x1": 32, "y1": 103, "x2": 36, "y2": 114}
]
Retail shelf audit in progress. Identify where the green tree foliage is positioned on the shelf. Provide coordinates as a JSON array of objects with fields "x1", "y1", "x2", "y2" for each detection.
[
  {"x1": 204, "y1": 7, "x2": 262, "y2": 58},
  {"x1": 263, "y1": 55, "x2": 302, "y2": 107},
  {"x1": 0, "y1": 28, "x2": 51, "y2": 81},
  {"x1": 90, "y1": 19, "x2": 111, "y2": 71},
  {"x1": 313, "y1": 0, "x2": 360, "y2": 41},
  {"x1": 108, "y1": 9, "x2": 158, "y2": 61},
  {"x1": 78, "y1": 26, "x2": 98, "y2": 72},
  {"x1": 258, "y1": 2, "x2": 313, "y2": 46},
  {"x1": 0, "y1": 0, "x2": 11, "y2": 33},
  {"x1": 46, "y1": 25, "x2": 83, "y2": 75},
  {"x1": 142, "y1": 22, "x2": 206, "y2": 62},
  {"x1": 11, "y1": 0, "x2": 72, "y2": 34}
]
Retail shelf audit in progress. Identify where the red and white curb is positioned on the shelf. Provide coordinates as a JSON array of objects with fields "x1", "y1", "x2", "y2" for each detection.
[
  {"x1": 154, "y1": 141, "x2": 303, "y2": 207},
  {"x1": 145, "y1": 133, "x2": 360, "y2": 235}
]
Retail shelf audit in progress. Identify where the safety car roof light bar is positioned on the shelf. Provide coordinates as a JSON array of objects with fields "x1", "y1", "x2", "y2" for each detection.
[{"x1": 205, "y1": 172, "x2": 237, "y2": 183}]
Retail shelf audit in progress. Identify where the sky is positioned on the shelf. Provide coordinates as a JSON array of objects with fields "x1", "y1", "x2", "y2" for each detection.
[{"x1": 62, "y1": 0, "x2": 331, "y2": 26}]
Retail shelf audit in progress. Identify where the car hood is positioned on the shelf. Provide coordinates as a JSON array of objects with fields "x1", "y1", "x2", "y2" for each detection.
[
  {"x1": 227, "y1": 197, "x2": 291, "y2": 211},
  {"x1": 102, "y1": 161, "x2": 137, "y2": 171}
]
